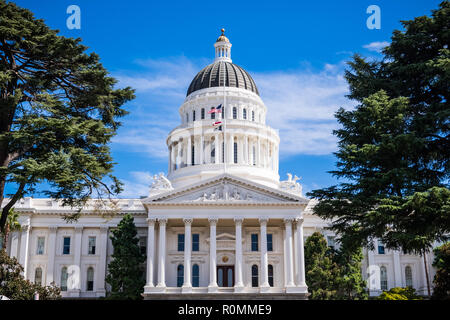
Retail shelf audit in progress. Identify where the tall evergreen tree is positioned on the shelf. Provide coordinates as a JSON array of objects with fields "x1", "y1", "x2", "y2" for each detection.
[
  {"x1": 334, "y1": 233, "x2": 368, "y2": 300},
  {"x1": 308, "y1": 2, "x2": 450, "y2": 296},
  {"x1": 0, "y1": 0, "x2": 135, "y2": 231},
  {"x1": 106, "y1": 214, "x2": 145, "y2": 300},
  {"x1": 304, "y1": 232, "x2": 339, "y2": 300},
  {"x1": 431, "y1": 242, "x2": 450, "y2": 300}
]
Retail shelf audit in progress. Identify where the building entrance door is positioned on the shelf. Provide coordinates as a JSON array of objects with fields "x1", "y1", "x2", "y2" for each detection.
[{"x1": 217, "y1": 266, "x2": 234, "y2": 287}]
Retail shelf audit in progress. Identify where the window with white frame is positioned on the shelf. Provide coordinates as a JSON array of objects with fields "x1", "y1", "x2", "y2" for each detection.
[
  {"x1": 380, "y1": 266, "x2": 388, "y2": 291},
  {"x1": 88, "y1": 236, "x2": 96, "y2": 255},
  {"x1": 405, "y1": 266, "x2": 413, "y2": 287},
  {"x1": 86, "y1": 267, "x2": 94, "y2": 291},
  {"x1": 35, "y1": 267, "x2": 43, "y2": 285},
  {"x1": 63, "y1": 237, "x2": 71, "y2": 255},
  {"x1": 36, "y1": 237, "x2": 45, "y2": 255},
  {"x1": 378, "y1": 240, "x2": 385, "y2": 254}
]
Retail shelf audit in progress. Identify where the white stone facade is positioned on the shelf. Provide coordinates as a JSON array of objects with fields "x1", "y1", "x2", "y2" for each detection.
[{"x1": 1, "y1": 31, "x2": 437, "y2": 298}]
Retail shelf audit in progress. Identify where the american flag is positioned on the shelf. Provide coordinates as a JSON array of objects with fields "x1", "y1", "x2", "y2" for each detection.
[{"x1": 208, "y1": 104, "x2": 222, "y2": 114}]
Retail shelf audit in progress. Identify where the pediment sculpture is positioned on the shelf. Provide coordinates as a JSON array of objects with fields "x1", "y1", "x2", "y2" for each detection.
[
  {"x1": 279, "y1": 173, "x2": 303, "y2": 195},
  {"x1": 149, "y1": 172, "x2": 173, "y2": 196}
]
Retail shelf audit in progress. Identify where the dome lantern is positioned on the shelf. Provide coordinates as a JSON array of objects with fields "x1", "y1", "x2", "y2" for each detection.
[{"x1": 214, "y1": 28, "x2": 232, "y2": 63}]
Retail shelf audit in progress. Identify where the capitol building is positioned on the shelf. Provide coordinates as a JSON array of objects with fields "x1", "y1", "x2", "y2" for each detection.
[{"x1": 1, "y1": 30, "x2": 436, "y2": 299}]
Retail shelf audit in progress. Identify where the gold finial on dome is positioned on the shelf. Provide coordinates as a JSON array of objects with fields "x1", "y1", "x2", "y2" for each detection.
[{"x1": 216, "y1": 28, "x2": 229, "y2": 43}]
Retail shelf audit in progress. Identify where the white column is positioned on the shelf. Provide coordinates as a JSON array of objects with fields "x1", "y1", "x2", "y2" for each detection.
[
  {"x1": 182, "y1": 218, "x2": 192, "y2": 292},
  {"x1": 234, "y1": 217, "x2": 244, "y2": 291},
  {"x1": 9, "y1": 231, "x2": 19, "y2": 258},
  {"x1": 46, "y1": 226, "x2": 57, "y2": 285},
  {"x1": 18, "y1": 224, "x2": 31, "y2": 278},
  {"x1": 96, "y1": 226, "x2": 108, "y2": 296},
  {"x1": 208, "y1": 217, "x2": 218, "y2": 292},
  {"x1": 393, "y1": 250, "x2": 402, "y2": 287},
  {"x1": 284, "y1": 218, "x2": 295, "y2": 287},
  {"x1": 229, "y1": 133, "x2": 234, "y2": 163},
  {"x1": 214, "y1": 134, "x2": 219, "y2": 164},
  {"x1": 71, "y1": 226, "x2": 83, "y2": 295},
  {"x1": 257, "y1": 136, "x2": 261, "y2": 167},
  {"x1": 259, "y1": 218, "x2": 270, "y2": 290},
  {"x1": 245, "y1": 135, "x2": 249, "y2": 165},
  {"x1": 187, "y1": 136, "x2": 191, "y2": 166},
  {"x1": 145, "y1": 219, "x2": 156, "y2": 289},
  {"x1": 199, "y1": 135, "x2": 204, "y2": 164},
  {"x1": 156, "y1": 218, "x2": 167, "y2": 288},
  {"x1": 367, "y1": 248, "x2": 378, "y2": 296},
  {"x1": 295, "y1": 218, "x2": 307, "y2": 289}
]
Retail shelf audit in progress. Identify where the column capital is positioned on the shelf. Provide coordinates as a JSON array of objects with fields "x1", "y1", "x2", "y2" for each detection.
[
  {"x1": 147, "y1": 218, "x2": 157, "y2": 226},
  {"x1": 21, "y1": 224, "x2": 30, "y2": 232},
  {"x1": 295, "y1": 217, "x2": 304, "y2": 225},
  {"x1": 233, "y1": 217, "x2": 244, "y2": 224},
  {"x1": 208, "y1": 217, "x2": 218, "y2": 225},
  {"x1": 74, "y1": 225, "x2": 83, "y2": 232},
  {"x1": 183, "y1": 218, "x2": 193, "y2": 225},
  {"x1": 49, "y1": 225, "x2": 58, "y2": 232},
  {"x1": 283, "y1": 217, "x2": 295, "y2": 225},
  {"x1": 100, "y1": 226, "x2": 109, "y2": 233},
  {"x1": 157, "y1": 217, "x2": 168, "y2": 225},
  {"x1": 258, "y1": 217, "x2": 269, "y2": 224}
]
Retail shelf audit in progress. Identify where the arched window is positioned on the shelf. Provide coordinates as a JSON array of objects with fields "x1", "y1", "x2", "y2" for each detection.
[
  {"x1": 243, "y1": 109, "x2": 247, "y2": 120},
  {"x1": 252, "y1": 110, "x2": 255, "y2": 122},
  {"x1": 211, "y1": 107, "x2": 215, "y2": 120},
  {"x1": 61, "y1": 267, "x2": 68, "y2": 291},
  {"x1": 233, "y1": 107, "x2": 237, "y2": 119},
  {"x1": 193, "y1": 110, "x2": 196, "y2": 121},
  {"x1": 192, "y1": 264, "x2": 199, "y2": 287},
  {"x1": 35, "y1": 267, "x2": 42, "y2": 285},
  {"x1": 268, "y1": 265, "x2": 274, "y2": 287},
  {"x1": 405, "y1": 266, "x2": 413, "y2": 287},
  {"x1": 251, "y1": 265, "x2": 258, "y2": 287},
  {"x1": 233, "y1": 142, "x2": 238, "y2": 164},
  {"x1": 177, "y1": 264, "x2": 184, "y2": 287},
  {"x1": 87, "y1": 267, "x2": 94, "y2": 291},
  {"x1": 201, "y1": 108, "x2": 205, "y2": 119},
  {"x1": 380, "y1": 266, "x2": 388, "y2": 291}
]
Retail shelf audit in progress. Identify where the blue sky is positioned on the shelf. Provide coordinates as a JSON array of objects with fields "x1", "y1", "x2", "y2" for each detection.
[{"x1": 7, "y1": 0, "x2": 444, "y2": 198}]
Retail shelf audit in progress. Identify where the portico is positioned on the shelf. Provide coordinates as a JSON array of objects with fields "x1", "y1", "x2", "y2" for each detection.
[{"x1": 142, "y1": 174, "x2": 309, "y2": 298}]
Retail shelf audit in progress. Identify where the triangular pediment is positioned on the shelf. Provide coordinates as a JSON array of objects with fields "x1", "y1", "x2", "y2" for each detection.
[{"x1": 141, "y1": 174, "x2": 308, "y2": 205}]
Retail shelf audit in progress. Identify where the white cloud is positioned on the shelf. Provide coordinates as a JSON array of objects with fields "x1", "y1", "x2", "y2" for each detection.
[
  {"x1": 253, "y1": 62, "x2": 354, "y2": 156},
  {"x1": 119, "y1": 171, "x2": 154, "y2": 198},
  {"x1": 363, "y1": 41, "x2": 390, "y2": 53}
]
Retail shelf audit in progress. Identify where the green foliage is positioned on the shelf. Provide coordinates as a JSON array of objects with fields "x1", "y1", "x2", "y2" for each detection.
[
  {"x1": 0, "y1": 249, "x2": 61, "y2": 299},
  {"x1": 377, "y1": 287, "x2": 422, "y2": 300},
  {"x1": 0, "y1": 0, "x2": 135, "y2": 231},
  {"x1": 307, "y1": 2, "x2": 450, "y2": 257},
  {"x1": 105, "y1": 214, "x2": 145, "y2": 300},
  {"x1": 432, "y1": 242, "x2": 450, "y2": 300},
  {"x1": 305, "y1": 232, "x2": 367, "y2": 300}
]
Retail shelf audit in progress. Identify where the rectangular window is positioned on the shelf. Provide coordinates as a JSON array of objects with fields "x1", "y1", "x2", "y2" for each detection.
[
  {"x1": 327, "y1": 236, "x2": 335, "y2": 250},
  {"x1": 211, "y1": 108, "x2": 215, "y2": 119},
  {"x1": 88, "y1": 236, "x2": 96, "y2": 255},
  {"x1": 36, "y1": 237, "x2": 45, "y2": 255},
  {"x1": 251, "y1": 234, "x2": 258, "y2": 251},
  {"x1": 222, "y1": 107, "x2": 225, "y2": 119},
  {"x1": 201, "y1": 108, "x2": 205, "y2": 119},
  {"x1": 63, "y1": 237, "x2": 71, "y2": 255},
  {"x1": 267, "y1": 234, "x2": 273, "y2": 251},
  {"x1": 191, "y1": 146, "x2": 195, "y2": 166},
  {"x1": 378, "y1": 241, "x2": 385, "y2": 254},
  {"x1": 140, "y1": 237, "x2": 147, "y2": 255},
  {"x1": 252, "y1": 111, "x2": 255, "y2": 121},
  {"x1": 233, "y1": 107, "x2": 237, "y2": 119},
  {"x1": 243, "y1": 109, "x2": 247, "y2": 120},
  {"x1": 192, "y1": 234, "x2": 199, "y2": 252},
  {"x1": 193, "y1": 110, "x2": 196, "y2": 121},
  {"x1": 233, "y1": 142, "x2": 238, "y2": 164},
  {"x1": 178, "y1": 234, "x2": 185, "y2": 252}
]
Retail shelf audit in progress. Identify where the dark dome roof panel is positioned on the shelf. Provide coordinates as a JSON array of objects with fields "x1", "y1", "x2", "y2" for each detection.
[{"x1": 187, "y1": 61, "x2": 259, "y2": 97}]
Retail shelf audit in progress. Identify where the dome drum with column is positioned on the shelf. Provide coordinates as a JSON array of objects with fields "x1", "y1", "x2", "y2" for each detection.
[{"x1": 167, "y1": 31, "x2": 280, "y2": 189}]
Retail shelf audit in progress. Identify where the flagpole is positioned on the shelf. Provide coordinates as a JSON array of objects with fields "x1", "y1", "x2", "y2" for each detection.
[{"x1": 222, "y1": 59, "x2": 227, "y2": 175}]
